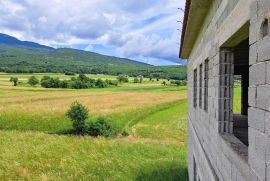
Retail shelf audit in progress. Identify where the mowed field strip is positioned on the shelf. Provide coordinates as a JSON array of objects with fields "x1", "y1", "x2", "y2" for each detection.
[{"x1": 0, "y1": 89, "x2": 186, "y2": 114}]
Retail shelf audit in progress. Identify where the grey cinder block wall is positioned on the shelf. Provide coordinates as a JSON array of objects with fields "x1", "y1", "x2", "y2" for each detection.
[{"x1": 179, "y1": 0, "x2": 270, "y2": 180}]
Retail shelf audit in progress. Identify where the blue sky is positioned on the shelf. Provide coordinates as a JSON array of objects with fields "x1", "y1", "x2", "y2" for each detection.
[{"x1": 0, "y1": 0, "x2": 186, "y2": 65}]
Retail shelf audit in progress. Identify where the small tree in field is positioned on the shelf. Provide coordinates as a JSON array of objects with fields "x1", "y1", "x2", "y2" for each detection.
[
  {"x1": 139, "y1": 76, "x2": 143, "y2": 83},
  {"x1": 66, "y1": 101, "x2": 89, "y2": 133},
  {"x1": 117, "y1": 75, "x2": 129, "y2": 84},
  {"x1": 10, "y1": 77, "x2": 18, "y2": 86},
  {"x1": 133, "y1": 77, "x2": 139, "y2": 83},
  {"x1": 28, "y1": 76, "x2": 39, "y2": 87},
  {"x1": 162, "y1": 81, "x2": 166, "y2": 86}
]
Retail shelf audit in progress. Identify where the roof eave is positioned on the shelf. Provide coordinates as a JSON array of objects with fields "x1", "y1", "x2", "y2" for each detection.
[
  {"x1": 179, "y1": 0, "x2": 213, "y2": 59},
  {"x1": 179, "y1": 0, "x2": 191, "y2": 59}
]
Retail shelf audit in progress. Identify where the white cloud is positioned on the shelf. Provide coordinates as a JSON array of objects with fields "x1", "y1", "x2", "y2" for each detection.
[
  {"x1": 0, "y1": 0, "x2": 186, "y2": 64},
  {"x1": 84, "y1": 44, "x2": 93, "y2": 51}
]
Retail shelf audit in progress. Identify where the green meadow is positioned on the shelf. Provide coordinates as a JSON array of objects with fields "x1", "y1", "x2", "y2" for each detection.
[
  {"x1": 233, "y1": 85, "x2": 242, "y2": 113},
  {"x1": 0, "y1": 73, "x2": 188, "y2": 181}
]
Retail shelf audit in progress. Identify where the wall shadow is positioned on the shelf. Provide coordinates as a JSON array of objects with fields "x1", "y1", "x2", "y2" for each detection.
[{"x1": 136, "y1": 161, "x2": 188, "y2": 181}]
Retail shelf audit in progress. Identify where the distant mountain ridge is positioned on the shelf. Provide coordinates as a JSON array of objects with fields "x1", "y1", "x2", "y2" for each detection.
[
  {"x1": 0, "y1": 33, "x2": 187, "y2": 80},
  {"x1": 0, "y1": 33, "x2": 54, "y2": 50},
  {"x1": 0, "y1": 33, "x2": 148, "y2": 66}
]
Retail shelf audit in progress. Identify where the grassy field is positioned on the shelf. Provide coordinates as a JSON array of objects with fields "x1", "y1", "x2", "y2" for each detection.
[
  {"x1": 0, "y1": 73, "x2": 188, "y2": 180},
  {"x1": 233, "y1": 85, "x2": 241, "y2": 113}
]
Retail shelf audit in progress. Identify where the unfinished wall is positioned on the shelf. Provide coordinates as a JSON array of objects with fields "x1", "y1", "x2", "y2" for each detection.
[
  {"x1": 249, "y1": 0, "x2": 270, "y2": 180},
  {"x1": 186, "y1": 0, "x2": 263, "y2": 180}
]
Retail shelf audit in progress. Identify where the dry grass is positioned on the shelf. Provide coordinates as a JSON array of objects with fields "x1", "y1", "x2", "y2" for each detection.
[{"x1": 0, "y1": 89, "x2": 186, "y2": 115}]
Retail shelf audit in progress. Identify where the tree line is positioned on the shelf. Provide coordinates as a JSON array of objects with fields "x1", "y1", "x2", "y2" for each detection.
[
  {"x1": 1, "y1": 65, "x2": 187, "y2": 80},
  {"x1": 10, "y1": 74, "x2": 119, "y2": 89},
  {"x1": 9, "y1": 74, "x2": 187, "y2": 89}
]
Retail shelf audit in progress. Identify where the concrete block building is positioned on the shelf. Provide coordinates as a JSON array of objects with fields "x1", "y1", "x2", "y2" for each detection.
[{"x1": 179, "y1": 0, "x2": 270, "y2": 180}]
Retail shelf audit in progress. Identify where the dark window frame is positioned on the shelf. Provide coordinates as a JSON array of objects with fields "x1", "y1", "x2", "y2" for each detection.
[
  {"x1": 199, "y1": 64, "x2": 203, "y2": 108},
  {"x1": 204, "y1": 59, "x2": 209, "y2": 111},
  {"x1": 193, "y1": 156, "x2": 197, "y2": 181},
  {"x1": 193, "y1": 68, "x2": 197, "y2": 108}
]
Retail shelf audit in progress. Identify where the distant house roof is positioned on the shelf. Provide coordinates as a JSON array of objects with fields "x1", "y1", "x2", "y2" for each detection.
[{"x1": 179, "y1": 0, "x2": 212, "y2": 59}]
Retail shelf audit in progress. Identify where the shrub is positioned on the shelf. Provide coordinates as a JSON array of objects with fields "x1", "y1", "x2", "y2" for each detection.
[
  {"x1": 182, "y1": 80, "x2": 187, "y2": 86},
  {"x1": 41, "y1": 76, "x2": 60, "y2": 88},
  {"x1": 134, "y1": 77, "x2": 139, "y2": 83},
  {"x1": 78, "y1": 74, "x2": 89, "y2": 82},
  {"x1": 170, "y1": 80, "x2": 187, "y2": 86},
  {"x1": 66, "y1": 101, "x2": 89, "y2": 133},
  {"x1": 139, "y1": 77, "x2": 143, "y2": 83},
  {"x1": 107, "y1": 80, "x2": 118, "y2": 86},
  {"x1": 9, "y1": 77, "x2": 18, "y2": 86},
  {"x1": 59, "y1": 80, "x2": 69, "y2": 88},
  {"x1": 41, "y1": 76, "x2": 51, "y2": 88},
  {"x1": 65, "y1": 72, "x2": 76, "y2": 76},
  {"x1": 87, "y1": 117, "x2": 116, "y2": 137},
  {"x1": 122, "y1": 129, "x2": 130, "y2": 137},
  {"x1": 95, "y1": 79, "x2": 108, "y2": 88},
  {"x1": 117, "y1": 75, "x2": 129, "y2": 83},
  {"x1": 28, "y1": 76, "x2": 39, "y2": 87},
  {"x1": 162, "y1": 81, "x2": 166, "y2": 86},
  {"x1": 72, "y1": 80, "x2": 88, "y2": 89}
]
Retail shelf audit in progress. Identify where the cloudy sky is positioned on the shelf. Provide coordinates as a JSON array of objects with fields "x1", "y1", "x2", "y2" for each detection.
[{"x1": 0, "y1": 0, "x2": 186, "y2": 65}]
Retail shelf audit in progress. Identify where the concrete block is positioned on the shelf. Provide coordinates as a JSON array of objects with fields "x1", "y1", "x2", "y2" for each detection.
[
  {"x1": 209, "y1": 69, "x2": 213, "y2": 79},
  {"x1": 249, "y1": 127, "x2": 257, "y2": 151},
  {"x1": 249, "y1": 149, "x2": 266, "y2": 181},
  {"x1": 231, "y1": 164, "x2": 238, "y2": 181},
  {"x1": 265, "y1": 111, "x2": 270, "y2": 137},
  {"x1": 266, "y1": 137, "x2": 270, "y2": 162},
  {"x1": 249, "y1": 62, "x2": 266, "y2": 86},
  {"x1": 248, "y1": 107, "x2": 266, "y2": 133},
  {"x1": 209, "y1": 42, "x2": 218, "y2": 59},
  {"x1": 258, "y1": 36, "x2": 270, "y2": 62},
  {"x1": 250, "y1": 23, "x2": 258, "y2": 46},
  {"x1": 222, "y1": 154, "x2": 232, "y2": 178},
  {"x1": 257, "y1": 85, "x2": 270, "y2": 111},
  {"x1": 213, "y1": 54, "x2": 219, "y2": 66},
  {"x1": 258, "y1": 0, "x2": 270, "y2": 17},
  {"x1": 249, "y1": 43, "x2": 258, "y2": 65},
  {"x1": 213, "y1": 65, "x2": 219, "y2": 77},
  {"x1": 255, "y1": 131, "x2": 267, "y2": 161},
  {"x1": 214, "y1": 76, "x2": 219, "y2": 87},
  {"x1": 267, "y1": 61, "x2": 270, "y2": 85},
  {"x1": 249, "y1": 1, "x2": 258, "y2": 45},
  {"x1": 267, "y1": 162, "x2": 270, "y2": 181},
  {"x1": 237, "y1": 173, "x2": 247, "y2": 181},
  {"x1": 249, "y1": 86, "x2": 257, "y2": 107},
  {"x1": 250, "y1": 168, "x2": 262, "y2": 181}
]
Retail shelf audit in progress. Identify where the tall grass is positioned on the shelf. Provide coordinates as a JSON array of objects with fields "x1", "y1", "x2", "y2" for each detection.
[
  {"x1": 0, "y1": 130, "x2": 188, "y2": 181},
  {"x1": 0, "y1": 99, "x2": 189, "y2": 180},
  {"x1": 133, "y1": 101, "x2": 187, "y2": 143}
]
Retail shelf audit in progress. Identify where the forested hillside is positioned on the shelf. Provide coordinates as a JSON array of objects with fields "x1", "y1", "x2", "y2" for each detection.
[{"x1": 0, "y1": 44, "x2": 187, "y2": 80}]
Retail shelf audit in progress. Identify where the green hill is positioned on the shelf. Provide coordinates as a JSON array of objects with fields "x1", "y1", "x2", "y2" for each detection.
[{"x1": 0, "y1": 44, "x2": 187, "y2": 80}]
